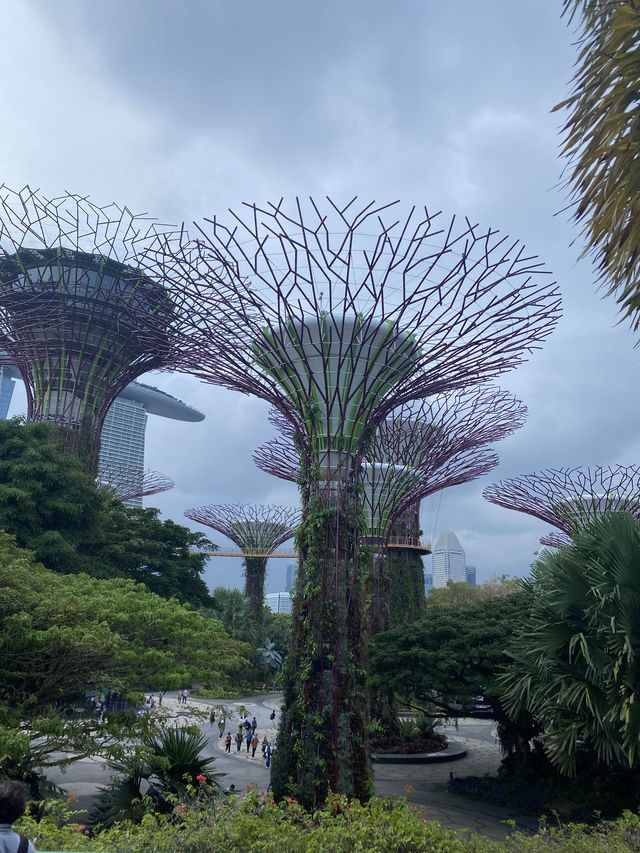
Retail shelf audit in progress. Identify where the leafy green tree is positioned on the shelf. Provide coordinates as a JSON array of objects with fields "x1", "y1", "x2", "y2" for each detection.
[
  {"x1": 500, "y1": 512, "x2": 640, "y2": 776},
  {"x1": 556, "y1": 1, "x2": 640, "y2": 329},
  {"x1": 262, "y1": 609, "x2": 291, "y2": 658},
  {"x1": 91, "y1": 503, "x2": 215, "y2": 607},
  {"x1": 0, "y1": 532, "x2": 250, "y2": 712},
  {"x1": 0, "y1": 418, "x2": 215, "y2": 607},
  {"x1": 370, "y1": 589, "x2": 531, "y2": 720},
  {"x1": 0, "y1": 418, "x2": 106, "y2": 574}
]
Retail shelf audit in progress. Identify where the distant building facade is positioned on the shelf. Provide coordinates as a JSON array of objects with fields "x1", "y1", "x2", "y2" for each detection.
[
  {"x1": 265, "y1": 592, "x2": 293, "y2": 614},
  {"x1": 424, "y1": 572, "x2": 433, "y2": 592},
  {"x1": 465, "y1": 564, "x2": 476, "y2": 586},
  {"x1": 285, "y1": 562, "x2": 295, "y2": 592},
  {"x1": 431, "y1": 531, "x2": 467, "y2": 588}
]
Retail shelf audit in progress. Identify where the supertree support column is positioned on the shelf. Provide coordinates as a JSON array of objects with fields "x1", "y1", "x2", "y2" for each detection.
[
  {"x1": 184, "y1": 504, "x2": 301, "y2": 626},
  {"x1": 387, "y1": 503, "x2": 426, "y2": 626},
  {"x1": 97, "y1": 462, "x2": 175, "y2": 504},
  {"x1": 157, "y1": 197, "x2": 560, "y2": 807},
  {"x1": 0, "y1": 186, "x2": 195, "y2": 473},
  {"x1": 483, "y1": 466, "x2": 640, "y2": 543}
]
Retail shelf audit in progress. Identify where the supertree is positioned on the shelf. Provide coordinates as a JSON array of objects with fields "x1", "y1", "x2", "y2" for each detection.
[
  {"x1": 483, "y1": 465, "x2": 640, "y2": 545},
  {"x1": 98, "y1": 461, "x2": 175, "y2": 504},
  {"x1": 257, "y1": 386, "x2": 526, "y2": 631},
  {"x1": 157, "y1": 196, "x2": 560, "y2": 805},
  {"x1": 0, "y1": 185, "x2": 194, "y2": 472},
  {"x1": 184, "y1": 503, "x2": 301, "y2": 626}
]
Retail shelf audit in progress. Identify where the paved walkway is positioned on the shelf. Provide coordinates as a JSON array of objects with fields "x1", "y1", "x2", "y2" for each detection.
[{"x1": 47, "y1": 694, "x2": 539, "y2": 842}]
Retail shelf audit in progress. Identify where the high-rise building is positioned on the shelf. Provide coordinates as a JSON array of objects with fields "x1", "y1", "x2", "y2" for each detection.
[
  {"x1": 285, "y1": 562, "x2": 295, "y2": 592},
  {"x1": 0, "y1": 365, "x2": 19, "y2": 419},
  {"x1": 265, "y1": 592, "x2": 293, "y2": 614},
  {"x1": 465, "y1": 565, "x2": 476, "y2": 586},
  {"x1": 431, "y1": 531, "x2": 466, "y2": 588},
  {"x1": 99, "y1": 381, "x2": 204, "y2": 506}
]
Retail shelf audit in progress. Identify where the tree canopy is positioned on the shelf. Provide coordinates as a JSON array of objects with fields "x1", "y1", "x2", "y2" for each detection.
[
  {"x1": 0, "y1": 532, "x2": 250, "y2": 712},
  {"x1": 370, "y1": 586, "x2": 530, "y2": 718},
  {"x1": 0, "y1": 418, "x2": 214, "y2": 607}
]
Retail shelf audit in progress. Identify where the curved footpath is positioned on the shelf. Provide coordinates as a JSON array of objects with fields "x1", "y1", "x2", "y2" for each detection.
[{"x1": 48, "y1": 693, "x2": 539, "y2": 843}]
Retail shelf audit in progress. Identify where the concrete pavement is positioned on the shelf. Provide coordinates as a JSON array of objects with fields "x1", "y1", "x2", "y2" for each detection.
[{"x1": 47, "y1": 693, "x2": 539, "y2": 842}]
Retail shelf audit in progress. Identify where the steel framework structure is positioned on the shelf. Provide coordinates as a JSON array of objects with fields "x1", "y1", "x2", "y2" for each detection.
[
  {"x1": 483, "y1": 465, "x2": 640, "y2": 544},
  {"x1": 184, "y1": 503, "x2": 300, "y2": 623},
  {"x1": 155, "y1": 196, "x2": 560, "y2": 806},
  {"x1": 98, "y1": 461, "x2": 174, "y2": 504},
  {"x1": 257, "y1": 386, "x2": 523, "y2": 631},
  {"x1": 0, "y1": 185, "x2": 192, "y2": 472}
]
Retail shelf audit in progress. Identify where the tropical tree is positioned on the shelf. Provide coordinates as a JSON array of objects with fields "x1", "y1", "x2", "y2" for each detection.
[
  {"x1": 556, "y1": 1, "x2": 640, "y2": 329},
  {"x1": 92, "y1": 727, "x2": 226, "y2": 828},
  {"x1": 0, "y1": 533, "x2": 251, "y2": 712},
  {"x1": 255, "y1": 637, "x2": 284, "y2": 673},
  {"x1": 500, "y1": 512, "x2": 640, "y2": 776},
  {"x1": 210, "y1": 587, "x2": 258, "y2": 645}
]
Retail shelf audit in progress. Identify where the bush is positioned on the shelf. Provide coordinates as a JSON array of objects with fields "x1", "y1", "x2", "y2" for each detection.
[{"x1": 14, "y1": 790, "x2": 640, "y2": 852}]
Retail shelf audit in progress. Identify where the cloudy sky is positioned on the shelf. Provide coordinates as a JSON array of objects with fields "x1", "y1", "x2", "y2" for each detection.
[{"x1": 3, "y1": 0, "x2": 637, "y2": 592}]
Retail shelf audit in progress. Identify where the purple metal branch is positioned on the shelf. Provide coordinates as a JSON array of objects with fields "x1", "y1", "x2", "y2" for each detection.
[
  {"x1": 98, "y1": 462, "x2": 175, "y2": 503},
  {"x1": 184, "y1": 503, "x2": 301, "y2": 552},
  {"x1": 483, "y1": 465, "x2": 640, "y2": 536},
  {"x1": 156, "y1": 198, "x2": 560, "y2": 452}
]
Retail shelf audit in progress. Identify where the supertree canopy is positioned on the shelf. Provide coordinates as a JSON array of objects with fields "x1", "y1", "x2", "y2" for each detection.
[
  {"x1": 157, "y1": 197, "x2": 560, "y2": 806},
  {"x1": 483, "y1": 466, "x2": 640, "y2": 544},
  {"x1": 0, "y1": 185, "x2": 192, "y2": 472},
  {"x1": 98, "y1": 462, "x2": 175, "y2": 504},
  {"x1": 184, "y1": 503, "x2": 300, "y2": 625}
]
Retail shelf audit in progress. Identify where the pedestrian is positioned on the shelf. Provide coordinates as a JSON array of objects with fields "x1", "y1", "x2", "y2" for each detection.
[
  {"x1": 158, "y1": 692, "x2": 163, "y2": 707},
  {"x1": 270, "y1": 709, "x2": 276, "y2": 721},
  {"x1": 265, "y1": 743, "x2": 271, "y2": 769},
  {"x1": 183, "y1": 688, "x2": 189, "y2": 703},
  {"x1": 251, "y1": 716, "x2": 257, "y2": 733},
  {"x1": 0, "y1": 779, "x2": 36, "y2": 853},
  {"x1": 209, "y1": 709, "x2": 216, "y2": 726},
  {"x1": 251, "y1": 733, "x2": 259, "y2": 758},
  {"x1": 245, "y1": 729, "x2": 252, "y2": 752},
  {"x1": 261, "y1": 735, "x2": 268, "y2": 756},
  {"x1": 225, "y1": 733, "x2": 232, "y2": 753},
  {"x1": 235, "y1": 730, "x2": 243, "y2": 752},
  {"x1": 218, "y1": 718, "x2": 225, "y2": 739},
  {"x1": 177, "y1": 690, "x2": 183, "y2": 704}
]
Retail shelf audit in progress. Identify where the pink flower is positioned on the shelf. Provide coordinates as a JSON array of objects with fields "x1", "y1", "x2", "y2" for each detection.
[
  {"x1": 84, "y1": 830, "x2": 90, "y2": 836},
  {"x1": 177, "y1": 804, "x2": 186, "y2": 814},
  {"x1": 196, "y1": 774, "x2": 207, "y2": 782}
]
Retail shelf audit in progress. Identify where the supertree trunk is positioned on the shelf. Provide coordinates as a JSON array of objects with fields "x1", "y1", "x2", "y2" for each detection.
[
  {"x1": 273, "y1": 471, "x2": 371, "y2": 806},
  {"x1": 243, "y1": 555, "x2": 268, "y2": 627}
]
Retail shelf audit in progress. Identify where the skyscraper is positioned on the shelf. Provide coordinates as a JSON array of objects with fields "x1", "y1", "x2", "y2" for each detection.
[
  {"x1": 431, "y1": 531, "x2": 467, "y2": 588},
  {"x1": 99, "y1": 380, "x2": 204, "y2": 506}
]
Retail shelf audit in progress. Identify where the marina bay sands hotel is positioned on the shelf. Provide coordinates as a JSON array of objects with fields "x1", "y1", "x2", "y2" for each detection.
[{"x1": 0, "y1": 365, "x2": 204, "y2": 506}]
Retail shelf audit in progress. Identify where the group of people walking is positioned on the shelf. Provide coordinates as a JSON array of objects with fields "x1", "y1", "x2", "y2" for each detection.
[{"x1": 215, "y1": 710, "x2": 275, "y2": 768}]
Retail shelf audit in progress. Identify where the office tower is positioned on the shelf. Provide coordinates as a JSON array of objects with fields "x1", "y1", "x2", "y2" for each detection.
[{"x1": 431, "y1": 531, "x2": 466, "y2": 587}]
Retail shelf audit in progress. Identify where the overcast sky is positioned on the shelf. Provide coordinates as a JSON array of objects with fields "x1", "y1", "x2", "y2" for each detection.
[{"x1": 4, "y1": 0, "x2": 638, "y2": 592}]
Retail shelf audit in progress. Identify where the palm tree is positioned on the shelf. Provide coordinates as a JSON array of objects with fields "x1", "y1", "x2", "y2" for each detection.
[
  {"x1": 211, "y1": 587, "x2": 258, "y2": 645},
  {"x1": 92, "y1": 727, "x2": 226, "y2": 828},
  {"x1": 500, "y1": 512, "x2": 640, "y2": 776},
  {"x1": 556, "y1": 1, "x2": 640, "y2": 330}
]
